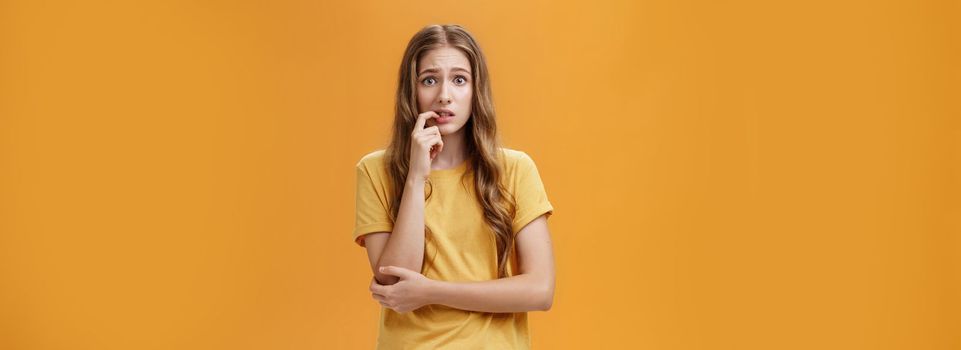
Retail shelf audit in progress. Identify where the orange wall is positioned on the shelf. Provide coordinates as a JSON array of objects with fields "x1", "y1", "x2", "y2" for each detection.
[{"x1": 1, "y1": 0, "x2": 959, "y2": 349}]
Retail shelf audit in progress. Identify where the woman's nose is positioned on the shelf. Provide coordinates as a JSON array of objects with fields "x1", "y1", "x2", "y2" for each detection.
[{"x1": 438, "y1": 83, "x2": 452, "y2": 104}]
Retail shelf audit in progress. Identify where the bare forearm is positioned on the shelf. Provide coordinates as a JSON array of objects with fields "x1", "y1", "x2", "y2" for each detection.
[
  {"x1": 375, "y1": 179, "x2": 426, "y2": 285},
  {"x1": 430, "y1": 273, "x2": 554, "y2": 313}
]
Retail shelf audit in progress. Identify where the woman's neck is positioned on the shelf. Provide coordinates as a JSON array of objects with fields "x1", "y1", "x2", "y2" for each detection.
[{"x1": 432, "y1": 128, "x2": 467, "y2": 170}]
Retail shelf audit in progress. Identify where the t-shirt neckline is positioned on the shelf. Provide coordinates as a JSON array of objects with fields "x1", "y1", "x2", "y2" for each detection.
[{"x1": 428, "y1": 159, "x2": 469, "y2": 179}]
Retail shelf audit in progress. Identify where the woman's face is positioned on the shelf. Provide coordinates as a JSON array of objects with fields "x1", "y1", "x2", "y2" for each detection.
[{"x1": 416, "y1": 46, "x2": 472, "y2": 135}]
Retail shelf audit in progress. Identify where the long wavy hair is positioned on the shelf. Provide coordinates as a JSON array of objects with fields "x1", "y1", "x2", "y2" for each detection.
[{"x1": 383, "y1": 24, "x2": 517, "y2": 279}]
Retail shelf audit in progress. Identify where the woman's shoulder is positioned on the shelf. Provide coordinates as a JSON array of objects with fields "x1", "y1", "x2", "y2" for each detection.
[
  {"x1": 356, "y1": 149, "x2": 387, "y2": 167},
  {"x1": 355, "y1": 149, "x2": 390, "y2": 180},
  {"x1": 497, "y1": 147, "x2": 538, "y2": 171}
]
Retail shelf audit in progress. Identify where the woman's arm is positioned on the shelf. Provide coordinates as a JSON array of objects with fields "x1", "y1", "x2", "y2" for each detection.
[
  {"x1": 368, "y1": 113, "x2": 444, "y2": 285},
  {"x1": 431, "y1": 270, "x2": 552, "y2": 313},
  {"x1": 372, "y1": 215, "x2": 555, "y2": 313},
  {"x1": 369, "y1": 178, "x2": 427, "y2": 285}
]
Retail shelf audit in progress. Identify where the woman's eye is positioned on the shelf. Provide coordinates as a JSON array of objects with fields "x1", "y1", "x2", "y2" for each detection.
[
  {"x1": 454, "y1": 76, "x2": 467, "y2": 85},
  {"x1": 422, "y1": 77, "x2": 436, "y2": 86}
]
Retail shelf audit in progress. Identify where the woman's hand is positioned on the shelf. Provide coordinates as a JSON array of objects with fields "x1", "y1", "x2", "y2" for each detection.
[
  {"x1": 408, "y1": 111, "x2": 443, "y2": 183},
  {"x1": 370, "y1": 266, "x2": 437, "y2": 313}
]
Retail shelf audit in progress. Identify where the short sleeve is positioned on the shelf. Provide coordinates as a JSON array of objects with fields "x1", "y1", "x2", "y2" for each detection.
[
  {"x1": 353, "y1": 162, "x2": 393, "y2": 247},
  {"x1": 511, "y1": 153, "x2": 554, "y2": 235}
]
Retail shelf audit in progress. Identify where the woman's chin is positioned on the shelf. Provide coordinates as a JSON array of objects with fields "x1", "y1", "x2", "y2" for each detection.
[{"x1": 439, "y1": 125, "x2": 461, "y2": 136}]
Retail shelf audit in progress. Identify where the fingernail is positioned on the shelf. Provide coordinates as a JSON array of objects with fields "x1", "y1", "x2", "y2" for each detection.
[{"x1": 379, "y1": 267, "x2": 385, "y2": 272}]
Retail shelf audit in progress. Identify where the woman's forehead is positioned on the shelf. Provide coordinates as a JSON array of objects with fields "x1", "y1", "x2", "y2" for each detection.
[{"x1": 418, "y1": 47, "x2": 471, "y2": 74}]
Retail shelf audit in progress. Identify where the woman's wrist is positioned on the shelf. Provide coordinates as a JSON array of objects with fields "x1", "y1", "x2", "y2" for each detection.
[
  {"x1": 406, "y1": 176, "x2": 427, "y2": 188},
  {"x1": 425, "y1": 279, "x2": 450, "y2": 307}
]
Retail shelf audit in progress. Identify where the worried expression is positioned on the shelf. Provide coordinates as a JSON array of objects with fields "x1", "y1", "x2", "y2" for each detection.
[{"x1": 416, "y1": 46, "x2": 473, "y2": 135}]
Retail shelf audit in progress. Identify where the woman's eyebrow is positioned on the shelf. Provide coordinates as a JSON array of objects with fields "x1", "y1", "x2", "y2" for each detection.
[{"x1": 417, "y1": 67, "x2": 472, "y2": 76}]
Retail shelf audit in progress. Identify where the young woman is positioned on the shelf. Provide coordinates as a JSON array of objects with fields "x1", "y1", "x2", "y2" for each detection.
[{"x1": 353, "y1": 24, "x2": 556, "y2": 349}]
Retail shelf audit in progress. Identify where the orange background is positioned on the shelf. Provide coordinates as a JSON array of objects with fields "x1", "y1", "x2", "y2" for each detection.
[{"x1": 1, "y1": 0, "x2": 959, "y2": 349}]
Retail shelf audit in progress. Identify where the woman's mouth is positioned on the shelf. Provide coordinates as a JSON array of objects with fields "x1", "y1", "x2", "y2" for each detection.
[{"x1": 435, "y1": 111, "x2": 454, "y2": 124}]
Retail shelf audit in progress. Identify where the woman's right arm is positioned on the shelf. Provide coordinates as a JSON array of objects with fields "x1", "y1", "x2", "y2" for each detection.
[
  {"x1": 367, "y1": 179, "x2": 426, "y2": 285},
  {"x1": 365, "y1": 111, "x2": 442, "y2": 285}
]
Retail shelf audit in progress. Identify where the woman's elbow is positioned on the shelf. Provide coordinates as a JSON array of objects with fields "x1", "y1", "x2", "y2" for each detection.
[
  {"x1": 538, "y1": 285, "x2": 554, "y2": 311},
  {"x1": 374, "y1": 272, "x2": 400, "y2": 285}
]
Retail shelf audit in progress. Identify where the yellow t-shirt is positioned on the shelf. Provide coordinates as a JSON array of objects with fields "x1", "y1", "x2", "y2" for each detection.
[{"x1": 353, "y1": 147, "x2": 554, "y2": 349}]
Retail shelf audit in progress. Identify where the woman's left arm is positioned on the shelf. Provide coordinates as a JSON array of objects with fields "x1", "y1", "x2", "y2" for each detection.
[{"x1": 371, "y1": 214, "x2": 555, "y2": 313}]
